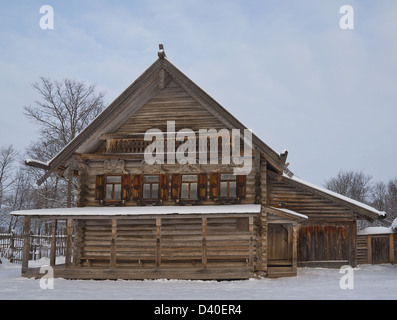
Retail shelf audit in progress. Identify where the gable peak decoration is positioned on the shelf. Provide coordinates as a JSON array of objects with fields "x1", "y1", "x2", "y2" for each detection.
[{"x1": 158, "y1": 43, "x2": 166, "y2": 59}]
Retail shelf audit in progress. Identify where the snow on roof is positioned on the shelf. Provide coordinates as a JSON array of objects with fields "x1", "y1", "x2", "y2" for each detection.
[
  {"x1": 283, "y1": 173, "x2": 386, "y2": 218},
  {"x1": 273, "y1": 207, "x2": 308, "y2": 220},
  {"x1": 357, "y1": 226, "x2": 394, "y2": 235},
  {"x1": 10, "y1": 204, "x2": 262, "y2": 217},
  {"x1": 392, "y1": 218, "x2": 397, "y2": 232}
]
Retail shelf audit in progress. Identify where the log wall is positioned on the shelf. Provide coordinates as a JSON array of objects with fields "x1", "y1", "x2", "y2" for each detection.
[{"x1": 75, "y1": 214, "x2": 257, "y2": 273}]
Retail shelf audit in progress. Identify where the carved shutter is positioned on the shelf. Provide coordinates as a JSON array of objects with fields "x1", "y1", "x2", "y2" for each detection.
[
  {"x1": 171, "y1": 174, "x2": 181, "y2": 199},
  {"x1": 132, "y1": 175, "x2": 142, "y2": 201},
  {"x1": 198, "y1": 173, "x2": 208, "y2": 200},
  {"x1": 160, "y1": 174, "x2": 169, "y2": 200},
  {"x1": 209, "y1": 172, "x2": 220, "y2": 199},
  {"x1": 122, "y1": 174, "x2": 132, "y2": 201},
  {"x1": 95, "y1": 175, "x2": 105, "y2": 200},
  {"x1": 236, "y1": 175, "x2": 247, "y2": 199}
]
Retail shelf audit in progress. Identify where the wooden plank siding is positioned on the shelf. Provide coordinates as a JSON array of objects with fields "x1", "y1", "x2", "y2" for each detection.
[
  {"x1": 75, "y1": 215, "x2": 257, "y2": 274},
  {"x1": 357, "y1": 233, "x2": 395, "y2": 265},
  {"x1": 268, "y1": 177, "x2": 357, "y2": 267}
]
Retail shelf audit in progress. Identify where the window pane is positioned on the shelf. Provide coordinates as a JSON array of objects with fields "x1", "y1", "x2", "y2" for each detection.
[
  {"x1": 144, "y1": 175, "x2": 159, "y2": 182},
  {"x1": 181, "y1": 183, "x2": 189, "y2": 198},
  {"x1": 151, "y1": 183, "x2": 159, "y2": 199},
  {"x1": 107, "y1": 176, "x2": 122, "y2": 183},
  {"x1": 220, "y1": 182, "x2": 228, "y2": 198},
  {"x1": 182, "y1": 175, "x2": 198, "y2": 182},
  {"x1": 106, "y1": 185, "x2": 113, "y2": 199},
  {"x1": 229, "y1": 181, "x2": 236, "y2": 198},
  {"x1": 143, "y1": 184, "x2": 151, "y2": 199},
  {"x1": 221, "y1": 174, "x2": 236, "y2": 181},
  {"x1": 190, "y1": 183, "x2": 198, "y2": 198},
  {"x1": 114, "y1": 184, "x2": 122, "y2": 200}
]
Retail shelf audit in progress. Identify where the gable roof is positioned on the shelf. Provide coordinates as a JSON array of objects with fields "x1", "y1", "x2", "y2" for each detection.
[{"x1": 27, "y1": 54, "x2": 286, "y2": 184}]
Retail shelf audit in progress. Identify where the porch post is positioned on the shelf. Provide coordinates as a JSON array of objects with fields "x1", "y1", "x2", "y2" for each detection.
[
  {"x1": 292, "y1": 224, "x2": 298, "y2": 273},
  {"x1": 202, "y1": 217, "x2": 207, "y2": 269},
  {"x1": 110, "y1": 219, "x2": 117, "y2": 270},
  {"x1": 65, "y1": 219, "x2": 73, "y2": 268},
  {"x1": 50, "y1": 219, "x2": 57, "y2": 267},
  {"x1": 22, "y1": 217, "x2": 31, "y2": 270},
  {"x1": 389, "y1": 234, "x2": 394, "y2": 265},
  {"x1": 155, "y1": 218, "x2": 161, "y2": 268}
]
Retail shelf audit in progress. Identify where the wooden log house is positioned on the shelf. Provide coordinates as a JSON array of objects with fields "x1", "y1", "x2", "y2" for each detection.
[{"x1": 12, "y1": 46, "x2": 386, "y2": 280}]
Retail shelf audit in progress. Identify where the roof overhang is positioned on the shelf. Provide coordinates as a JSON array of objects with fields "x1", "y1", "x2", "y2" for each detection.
[{"x1": 10, "y1": 204, "x2": 262, "y2": 219}]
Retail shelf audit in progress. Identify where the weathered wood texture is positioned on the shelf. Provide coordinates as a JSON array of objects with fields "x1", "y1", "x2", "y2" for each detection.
[
  {"x1": 113, "y1": 81, "x2": 227, "y2": 136},
  {"x1": 78, "y1": 161, "x2": 258, "y2": 207},
  {"x1": 268, "y1": 176, "x2": 358, "y2": 267},
  {"x1": 298, "y1": 225, "x2": 349, "y2": 262},
  {"x1": 269, "y1": 178, "x2": 353, "y2": 220},
  {"x1": 357, "y1": 233, "x2": 395, "y2": 264},
  {"x1": 77, "y1": 215, "x2": 257, "y2": 272}
]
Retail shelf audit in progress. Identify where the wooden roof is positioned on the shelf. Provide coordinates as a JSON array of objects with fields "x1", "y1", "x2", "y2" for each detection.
[{"x1": 28, "y1": 53, "x2": 286, "y2": 184}]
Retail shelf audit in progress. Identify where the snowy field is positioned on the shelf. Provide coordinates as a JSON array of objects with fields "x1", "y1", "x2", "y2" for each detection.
[{"x1": 0, "y1": 258, "x2": 396, "y2": 300}]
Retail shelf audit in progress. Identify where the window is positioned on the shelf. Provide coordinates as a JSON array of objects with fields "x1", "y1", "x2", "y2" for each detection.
[
  {"x1": 142, "y1": 175, "x2": 160, "y2": 200},
  {"x1": 105, "y1": 175, "x2": 122, "y2": 201},
  {"x1": 220, "y1": 174, "x2": 237, "y2": 198},
  {"x1": 181, "y1": 175, "x2": 198, "y2": 199}
]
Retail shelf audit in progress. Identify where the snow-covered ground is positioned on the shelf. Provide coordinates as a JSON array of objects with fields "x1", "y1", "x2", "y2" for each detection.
[{"x1": 0, "y1": 258, "x2": 396, "y2": 300}]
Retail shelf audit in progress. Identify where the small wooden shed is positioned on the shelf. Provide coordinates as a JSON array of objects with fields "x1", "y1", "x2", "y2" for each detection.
[{"x1": 357, "y1": 227, "x2": 396, "y2": 265}]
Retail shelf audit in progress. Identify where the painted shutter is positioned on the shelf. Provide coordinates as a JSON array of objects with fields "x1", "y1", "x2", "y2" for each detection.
[
  {"x1": 160, "y1": 174, "x2": 169, "y2": 200},
  {"x1": 210, "y1": 172, "x2": 219, "y2": 199},
  {"x1": 171, "y1": 174, "x2": 181, "y2": 199},
  {"x1": 95, "y1": 175, "x2": 105, "y2": 200},
  {"x1": 122, "y1": 174, "x2": 132, "y2": 201},
  {"x1": 198, "y1": 173, "x2": 208, "y2": 200},
  {"x1": 132, "y1": 175, "x2": 142, "y2": 201},
  {"x1": 236, "y1": 175, "x2": 247, "y2": 199}
]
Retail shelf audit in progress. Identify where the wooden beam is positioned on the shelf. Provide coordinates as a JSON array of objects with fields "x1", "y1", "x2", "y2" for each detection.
[
  {"x1": 65, "y1": 219, "x2": 73, "y2": 268},
  {"x1": 249, "y1": 216, "x2": 254, "y2": 270},
  {"x1": 110, "y1": 219, "x2": 117, "y2": 270},
  {"x1": 22, "y1": 217, "x2": 31, "y2": 269},
  {"x1": 389, "y1": 234, "x2": 395, "y2": 264},
  {"x1": 202, "y1": 217, "x2": 207, "y2": 269},
  {"x1": 367, "y1": 235, "x2": 372, "y2": 264},
  {"x1": 50, "y1": 219, "x2": 57, "y2": 267},
  {"x1": 155, "y1": 218, "x2": 161, "y2": 268},
  {"x1": 292, "y1": 224, "x2": 298, "y2": 273}
]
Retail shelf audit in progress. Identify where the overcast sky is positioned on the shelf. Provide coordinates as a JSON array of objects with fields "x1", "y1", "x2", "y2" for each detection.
[{"x1": 0, "y1": 0, "x2": 396, "y2": 186}]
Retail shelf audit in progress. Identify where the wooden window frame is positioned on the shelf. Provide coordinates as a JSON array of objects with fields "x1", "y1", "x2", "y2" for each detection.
[
  {"x1": 210, "y1": 172, "x2": 246, "y2": 203},
  {"x1": 142, "y1": 175, "x2": 160, "y2": 203},
  {"x1": 219, "y1": 173, "x2": 237, "y2": 200},
  {"x1": 105, "y1": 175, "x2": 123, "y2": 203},
  {"x1": 181, "y1": 175, "x2": 199, "y2": 200},
  {"x1": 95, "y1": 174, "x2": 131, "y2": 205}
]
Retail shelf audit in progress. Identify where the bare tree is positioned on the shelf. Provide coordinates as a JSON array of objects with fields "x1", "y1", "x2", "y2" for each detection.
[
  {"x1": 324, "y1": 170, "x2": 373, "y2": 204},
  {"x1": 0, "y1": 145, "x2": 18, "y2": 208},
  {"x1": 371, "y1": 181, "x2": 387, "y2": 212},
  {"x1": 24, "y1": 77, "x2": 105, "y2": 207},
  {"x1": 325, "y1": 170, "x2": 375, "y2": 228}
]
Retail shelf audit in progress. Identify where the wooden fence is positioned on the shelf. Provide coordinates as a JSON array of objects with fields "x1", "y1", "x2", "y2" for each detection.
[{"x1": 0, "y1": 233, "x2": 67, "y2": 264}]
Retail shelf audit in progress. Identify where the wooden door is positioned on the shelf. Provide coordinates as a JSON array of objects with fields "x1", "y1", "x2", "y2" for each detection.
[
  {"x1": 371, "y1": 236, "x2": 389, "y2": 264},
  {"x1": 268, "y1": 224, "x2": 290, "y2": 264}
]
